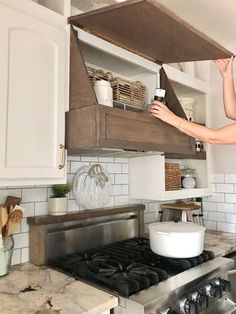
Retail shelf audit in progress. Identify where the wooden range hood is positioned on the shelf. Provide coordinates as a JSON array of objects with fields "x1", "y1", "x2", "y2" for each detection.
[
  {"x1": 69, "y1": 0, "x2": 232, "y2": 64},
  {"x1": 66, "y1": 0, "x2": 233, "y2": 157}
]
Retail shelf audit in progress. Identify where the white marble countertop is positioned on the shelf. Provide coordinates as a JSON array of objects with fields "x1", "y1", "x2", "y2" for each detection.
[
  {"x1": 0, "y1": 263, "x2": 118, "y2": 314},
  {"x1": 205, "y1": 230, "x2": 236, "y2": 257}
]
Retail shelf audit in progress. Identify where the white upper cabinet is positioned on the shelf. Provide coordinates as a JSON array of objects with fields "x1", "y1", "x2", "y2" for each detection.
[{"x1": 0, "y1": 0, "x2": 68, "y2": 186}]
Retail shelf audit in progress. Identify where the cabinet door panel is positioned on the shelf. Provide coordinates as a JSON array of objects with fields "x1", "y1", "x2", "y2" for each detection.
[{"x1": 0, "y1": 5, "x2": 66, "y2": 180}]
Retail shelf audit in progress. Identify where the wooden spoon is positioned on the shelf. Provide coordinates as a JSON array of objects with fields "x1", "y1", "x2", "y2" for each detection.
[
  {"x1": 0, "y1": 207, "x2": 8, "y2": 228},
  {"x1": 0, "y1": 215, "x2": 7, "y2": 276}
]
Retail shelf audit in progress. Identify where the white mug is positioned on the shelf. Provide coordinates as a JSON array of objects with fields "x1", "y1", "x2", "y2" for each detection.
[{"x1": 94, "y1": 80, "x2": 113, "y2": 107}]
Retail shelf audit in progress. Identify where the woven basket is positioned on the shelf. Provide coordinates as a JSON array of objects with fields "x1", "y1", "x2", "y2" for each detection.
[
  {"x1": 87, "y1": 66, "x2": 113, "y2": 86},
  {"x1": 165, "y1": 163, "x2": 181, "y2": 191},
  {"x1": 111, "y1": 77, "x2": 146, "y2": 109}
]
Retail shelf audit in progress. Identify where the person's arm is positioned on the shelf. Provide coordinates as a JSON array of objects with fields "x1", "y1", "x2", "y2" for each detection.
[
  {"x1": 150, "y1": 101, "x2": 236, "y2": 144},
  {"x1": 214, "y1": 56, "x2": 236, "y2": 120}
]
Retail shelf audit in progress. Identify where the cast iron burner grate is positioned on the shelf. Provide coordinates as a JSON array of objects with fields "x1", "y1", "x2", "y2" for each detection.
[{"x1": 47, "y1": 237, "x2": 214, "y2": 297}]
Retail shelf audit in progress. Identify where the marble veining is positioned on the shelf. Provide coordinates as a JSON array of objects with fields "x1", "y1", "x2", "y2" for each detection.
[
  {"x1": 205, "y1": 230, "x2": 236, "y2": 257},
  {"x1": 0, "y1": 263, "x2": 118, "y2": 314}
]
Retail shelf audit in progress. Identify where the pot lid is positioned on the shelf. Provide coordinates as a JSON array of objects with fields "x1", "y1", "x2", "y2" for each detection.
[
  {"x1": 69, "y1": 0, "x2": 233, "y2": 63},
  {"x1": 148, "y1": 221, "x2": 205, "y2": 233}
]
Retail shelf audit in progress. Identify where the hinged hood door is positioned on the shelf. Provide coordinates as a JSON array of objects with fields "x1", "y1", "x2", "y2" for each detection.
[{"x1": 69, "y1": 0, "x2": 233, "y2": 64}]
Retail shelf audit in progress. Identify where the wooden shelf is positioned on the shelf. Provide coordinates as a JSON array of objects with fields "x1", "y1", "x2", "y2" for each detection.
[
  {"x1": 27, "y1": 204, "x2": 145, "y2": 225},
  {"x1": 165, "y1": 151, "x2": 206, "y2": 160}
]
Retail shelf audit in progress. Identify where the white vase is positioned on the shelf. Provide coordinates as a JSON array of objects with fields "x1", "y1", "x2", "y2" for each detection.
[{"x1": 48, "y1": 198, "x2": 68, "y2": 216}]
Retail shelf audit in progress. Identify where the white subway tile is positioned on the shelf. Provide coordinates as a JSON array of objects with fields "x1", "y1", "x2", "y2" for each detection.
[
  {"x1": 98, "y1": 157, "x2": 114, "y2": 163},
  {"x1": 114, "y1": 195, "x2": 129, "y2": 206},
  {"x1": 225, "y1": 194, "x2": 236, "y2": 203},
  {"x1": 210, "y1": 174, "x2": 224, "y2": 183},
  {"x1": 11, "y1": 249, "x2": 21, "y2": 265},
  {"x1": 121, "y1": 185, "x2": 129, "y2": 195},
  {"x1": 202, "y1": 202, "x2": 217, "y2": 211},
  {"x1": 207, "y1": 193, "x2": 224, "y2": 203},
  {"x1": 104, "y1": 196, "x2": 114, "y2": 207},
  {"x1": 204, "y1": 220, "x2": 216, "y2": 230},
  {"x1": 114, "y1": 158, "x2": 128, "y2": 163},
  {"x1": 225, "y1": 174, "x2": 236, "y2": 183},
  {"x1": 217, "y1": 222, "x2": 236, "y2": 233},
  {"x1": 22, "y1": 188, "x2": 47, "y2": 203},
  {"x1": 208, "y1": 211, "x2": 225, "y2": 222},
  {"x1": 70, "y1": 161, "x2": 89, "y2": 174},
  {"x1": 128, "y1": 197, "x2": 141, "y2": 204},
  {"x1": 0, "y1": 189, "x2": 22, "y2": 204},
  {"x1": 107, "y1": 163, "x2": 122, "y2": 173},
  {"x1": 21, "y1": 247, "x2": 29, "y2": 263},
  {"x1": 122, "y1": 164, "x2": 128, "y2": 173},
  {"x1": 211, "y1": 184, "x2": 216, "y2": 193},
  {"x1": 13, "y1": 233, "x2": 29, "y2": 249},
  {"x1": 144, "y1": 212, "x2": 157, "y2": 223},
  {"x1": 216, "y1": 184, "x2": 234, "y2": 193},
  {"x1": 217, "y1": 203, "x2": 234, "y2": 213},
  {"x1": 115, "y1": 174, "x2": 128, "y2": 185},
  {"x1": 109, "y1": 174, "x2": 115, "y2": 185},
  {"x1": 146, "y1": 202, "x2": 158, "y2": 213},
  {"x1": 68, "y1": 199, "x2": 79, "y2": 212},
  {"x1": 35, "y1": 202, "x2": 48, "y2": 216},
  {"x1": 67, "y1": 156, "x2": 81, "y2": 161},
  {"x1": 67, "y1": 162, "x2": 70, "y2": 174},
  {"x1": 21, "y1": 218, "x2": 29, "y2": 233},
  {"x1": 67, "y1": 173, "x2": 75, "y2": 185},
  {"x1": 21, "y1": 203, "x2": 35, "y2": 217},
  {"x1": 112, "y1": 185, "x2": 122, "y2": 196},
  {"x1": 81, "y1": 156, "x2": 99, "y2": 162},
  {"x1": 226, "y1": 213, "x2": 236, "y2": 224}
]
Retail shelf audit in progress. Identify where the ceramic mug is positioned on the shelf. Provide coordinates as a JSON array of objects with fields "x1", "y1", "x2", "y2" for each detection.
[{"x1": 94, "y1": 80, "x2": 113, "y2": 107}]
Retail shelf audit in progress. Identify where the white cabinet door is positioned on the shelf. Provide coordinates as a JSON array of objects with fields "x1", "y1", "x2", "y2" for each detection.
[{"x1": 0, "y1": 2, "x2": 67, "y2": 185}]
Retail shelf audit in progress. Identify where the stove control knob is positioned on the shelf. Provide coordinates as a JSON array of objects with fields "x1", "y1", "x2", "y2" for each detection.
[
  {"x1": 219, "y1": 279, "x2": 231, "y2": 292},
  {"x1": 166, "y1": 308, "x2": 179, "y2": 314},
  {"x1": 184, "y1": 298, "x2": 198, "y2": 314},
  {"x1": 196, "y1": 290, "x2": 209, "y2": 308},
  {"x1": 210, "y1": 283, "x2": 223, "y2": 298}
]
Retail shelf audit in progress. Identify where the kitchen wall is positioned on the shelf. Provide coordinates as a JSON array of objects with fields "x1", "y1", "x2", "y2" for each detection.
[
  {"x1": 202, "y1": 56, "x2": 236, "y2": 233},
  {"x1": 203, "y1": 173, "x2": 236, "y2": 233},
  {"x1": 0, "y1": 156, "x2": 160, "y2": 265}
]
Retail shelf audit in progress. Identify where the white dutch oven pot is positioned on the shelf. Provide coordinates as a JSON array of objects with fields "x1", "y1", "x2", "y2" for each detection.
[{"x1": 148, "y1": 221, "x2": 205, "y2": 258}]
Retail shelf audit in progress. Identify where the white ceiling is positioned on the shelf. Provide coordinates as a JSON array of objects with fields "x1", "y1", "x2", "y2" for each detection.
[{"x1": 73, "y1": 0, "x2": 236, "y2": 53}]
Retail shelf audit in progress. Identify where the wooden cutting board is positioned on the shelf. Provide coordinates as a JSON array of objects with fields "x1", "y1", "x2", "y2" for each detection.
[{"x1": 160, "y1": 202, "x2": 201, "y2": 211}]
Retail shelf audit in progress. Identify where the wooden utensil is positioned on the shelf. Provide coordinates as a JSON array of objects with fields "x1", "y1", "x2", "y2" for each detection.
[
  {"x1": 4, "y1": 196, "x2": 21, "y2": 213},
  {"x1": 0, "y1": 216, "x2": 7, "y2": 276},
  {"x1": 0, "y1": 207, "x2": 8, "y2": 227}
]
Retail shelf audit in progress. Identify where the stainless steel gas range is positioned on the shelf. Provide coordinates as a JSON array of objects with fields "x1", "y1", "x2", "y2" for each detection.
[{"x1": 28, "y1": 205, "x2": 235, "y2": 314}]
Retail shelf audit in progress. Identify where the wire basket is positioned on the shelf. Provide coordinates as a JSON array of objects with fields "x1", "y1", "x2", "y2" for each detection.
[{"x1": 165, "y1": 163, "x2": 181, "y2": 191}]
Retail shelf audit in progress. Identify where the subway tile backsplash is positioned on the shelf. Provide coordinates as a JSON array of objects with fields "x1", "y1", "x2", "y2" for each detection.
[
  {"x1": 204, "y1": 173, "x2": 236, "y2": 234},
  {"x1": 1, "y1": 156, "x2": 161, "y2": 266},
  {"x1": 3, "y1": 157, "x2": 236, "y2": 266}
]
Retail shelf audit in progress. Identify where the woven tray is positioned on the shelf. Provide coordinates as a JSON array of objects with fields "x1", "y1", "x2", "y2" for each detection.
[{"x1": 165, "y1": 163, "x2": 181, "y2": 191}]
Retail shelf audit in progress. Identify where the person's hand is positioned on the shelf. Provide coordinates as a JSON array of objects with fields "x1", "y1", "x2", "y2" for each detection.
[
  {"x1": 213, "y1": 56, "x2": 234, "y2": 79},
  {"x1": 149, "y1": 101, "x2": 179, "y2": 126}
]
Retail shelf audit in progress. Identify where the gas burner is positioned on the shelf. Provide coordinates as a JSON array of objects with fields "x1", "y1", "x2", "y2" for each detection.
[
  {"x1": 48, "y1": 251, "x2": 109, "y2": 277},
  {"x1": 47, "y1": 238, "x2": 215, "y2": 297},
  {"x1": 121, "y1": 237, "x2": 150, "y2": 249}
]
